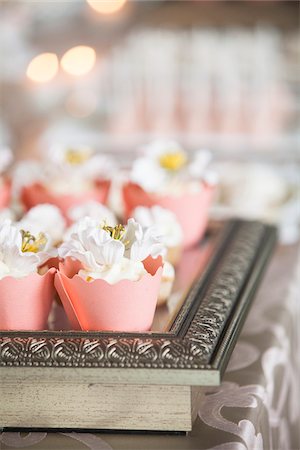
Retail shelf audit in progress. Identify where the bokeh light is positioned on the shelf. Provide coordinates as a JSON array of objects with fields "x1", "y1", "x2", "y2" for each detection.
[
  {"x1": 60, "y1": 46, "x2": 96, "y2": 77},
  {"x1": 86, "y1": 0, "x2": 127, "y2": 15},
  {"x1": 26, "y1": 53, "x2": 59, "y2": 83}
]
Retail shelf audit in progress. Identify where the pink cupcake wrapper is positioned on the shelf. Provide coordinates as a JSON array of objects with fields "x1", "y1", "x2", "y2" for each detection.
[
  {"x1": 0, "y1": 268, "x2": 56, "y2": 331},
  {"x1": 55, "y1": 257, "x2": 163, "y2": 332},
  {"x1": 21, "y1": 180, "x2": 111, "y2": 221},
  {"x1": 123, "y1": 182, "x2": 215, "y2": 248},
  {"x1": 0, "y1": 180, "x2": 11, "y2": 209}
]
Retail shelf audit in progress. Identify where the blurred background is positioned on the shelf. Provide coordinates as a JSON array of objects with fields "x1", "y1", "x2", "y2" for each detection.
[{"x1": 0, "y1": 0, "x2": 299, "y2": 239}]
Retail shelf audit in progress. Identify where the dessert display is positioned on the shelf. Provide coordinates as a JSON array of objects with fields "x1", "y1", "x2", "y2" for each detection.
[
  {"x1": 0, "y1": 147, "x2": 13, "y2": 209},
  {"x1": 14, "y1": 146, "x2": 113, "y2": 218},
  {"x1": 0, "y1": 220, "x2": 56, "y2": 330},
  {"x1": 0, "y1": 141, "x2": 217, "y2": 331},
  {"x1": 56, "y1": 217, "x2": 164, "y2": 331},
  {"x1": 123, "y1": 140, "x2": 218, "y2": 248}
]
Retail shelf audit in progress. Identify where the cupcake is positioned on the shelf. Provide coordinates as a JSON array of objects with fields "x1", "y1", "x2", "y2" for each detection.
[
  {"x1": 123, "y1": 140, "x2": 218, "y2": 248},
  {"x1": 0, "y1": 220, "x2": 56, "y2": 330},
  {"x1": 16, "y1": 146, "x2": 113, "y2": 218},
  {"x1": 133, "y1": 205, "x2": 183, "y2": 266},
  {"x1": 0, "y1": 147, "x2": 13, "y2": 209},
  {"x1": 56, "y1": 217, "x2": 165, "y2": 331}
]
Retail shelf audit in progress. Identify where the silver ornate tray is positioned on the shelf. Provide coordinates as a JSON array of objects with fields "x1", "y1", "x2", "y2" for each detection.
[{"x1": 0, "y1": 219, "x2": 277, "y2": 432}]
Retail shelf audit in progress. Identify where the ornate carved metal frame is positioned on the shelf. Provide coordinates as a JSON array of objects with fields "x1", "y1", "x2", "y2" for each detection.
[{"x1": 0, "y1": 220, "x2": 277, "y2": 385}]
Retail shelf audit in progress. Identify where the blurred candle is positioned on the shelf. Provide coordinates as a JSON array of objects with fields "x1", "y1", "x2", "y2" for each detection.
[
  {"x1": 61, "y1": 46, "x2": 96, "y2": 77},
  {"x1": 86, "y1": 0, "x2": 127, "y2": 14},
  {"x1": 26, "y1": 53, "x2": 58, "y2": 83}
]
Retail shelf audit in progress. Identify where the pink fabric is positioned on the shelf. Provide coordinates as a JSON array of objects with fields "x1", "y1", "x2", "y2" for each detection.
[{"x1": 0, "y1": 246, "x2": 299, "y2": 450}]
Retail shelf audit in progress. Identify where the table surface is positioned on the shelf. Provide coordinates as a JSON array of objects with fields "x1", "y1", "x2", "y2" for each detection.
[{"x1": 1, "y1": 243, "x2": 299, "y2": 450}]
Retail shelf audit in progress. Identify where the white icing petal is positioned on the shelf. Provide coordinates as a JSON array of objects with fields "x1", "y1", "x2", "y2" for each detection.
[
  {"x1": 202, "y1": 170, "x2": 219, "y2": 186},
  {"x1": 121, "y1": 218, "x2": 141, "y2": 258},
  {"x1": 68, "y1": 201, "x2": 117, "y2": 225},
  {"x1": 0, "y1": 260, "x2": 10, "y2": 279},
  {"x1": 142, "y1": 139, "x2": 184, "y2": 159},
  {"x1": 99, "y1": 239, "x2": 124, "y2": 266},
  {"x1": 12, "y1": 160, "x2": 47, "y2": 193},
  {"x1": 1, "y1": 245, "x2": 40, "y2": 279},
  {"x1": 63, "y1": 216, "x2": 98, "y2": 243},
  {"x1": 47, "y1": 145, "x2": 114, "y2": 181},
  {"x1": 47, "y1": 144, "x2": 93, "y2": 166},
  {"x1": 133, "y1": 207, "x2": 153, "y2": 228},
  {"x1": 133, "y1": 206, "x2": 183, "y2": 248},
  {"x1": 0, "y1": 220, "x2": 22, "y2": 249},
  {"x1": 63, "y1": 223, "x2": 79, "y2": 242},
  {"x1": 0, "y1": 220, "x2": 54, "y2": 279},
  {"x1": 80, "y1": 154, "x2": 114, "y2": 180},
  {"x1": 60, "y1": 245, "x2": 102, "y2": 273},
  {"x1": 130, "y1": 225, "x2": 165, "y2": 262},
  {"x1": 0, "y1": 208, "x2": 16, "y2": 223},
  {"x1": 189, "y1": 149, "x2": 212, "y2": 178},
  {"x1": 130, "y1": 158, "x2": 167, "y2": 193},
  {"x1": 69, "y1": 217, "x2": 99, "y2": 242},
  {"x1": 19, "y1": 204, "x2": 66, "y2": 244},
  {"x1": 59, "y1": 222, "x2": 125, "y2": 269}
]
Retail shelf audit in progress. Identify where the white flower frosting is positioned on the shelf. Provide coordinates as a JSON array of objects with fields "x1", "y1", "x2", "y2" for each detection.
[
  {"x1": 47, "y1": 145, "x2": 113, "y2": 195},
  {"x1": 79, "y1": 258, "x2": 147, "y2": 284},
  {"x1": 12, "y1": 147, "x2": 114, "y2": 196},
  {"x1": 59, "y1": 217, "x2": 165, "y2": 284},
  {"x1": 0, "y1": 220, "x2": 56, "y2": 280},
  {"x1": 133, "y1": 206, "x2": 183, "y2": 248},
  {"x1": 12, "y1": 160, "x2": 49, "y2": 194},
  {"x1": 47, "y1": 145, "x2": 114, "y2": 182},
  {"x1": 130, "y1": 140, "x2": 216, "y2": 193},
  {"x1": 0, "y1": 147, "x2": 13, "y2": 175},
  {"x1": 67, "y1": 201, "x2": 117, "y2": 226},
  {"x1": 18, "y1": 204, "x2": 67, "y2": 245}
]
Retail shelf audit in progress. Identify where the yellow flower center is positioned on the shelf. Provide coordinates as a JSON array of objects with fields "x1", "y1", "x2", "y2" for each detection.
[
  {"x1": 159, "y1": 151, "x2": 187, "y2": 171},
  {"x1": 21, "y1": 230, "x2": 47, "y2": 253},
  {"x1": 102, "y1": 224, "x2": 126, "y2": 241},
  {"x1": 65, "y1": 148, "x2": 91, "y2": 165}
]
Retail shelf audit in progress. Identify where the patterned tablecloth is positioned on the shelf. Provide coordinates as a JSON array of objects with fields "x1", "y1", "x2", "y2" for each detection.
[{"x1": 1, "y1": 244, "x2": 299, "y2": 450}]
